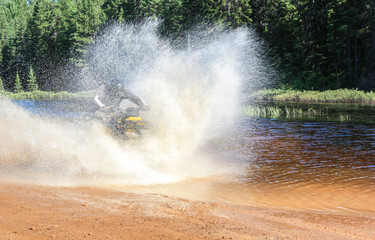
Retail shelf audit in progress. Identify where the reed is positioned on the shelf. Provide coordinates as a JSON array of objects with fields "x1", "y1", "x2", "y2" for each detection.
[
  {"x1": 243, "y1": 105, "x2": 329, "y2": 119},
  {"x1": 1, "y1": 90, "x2": 93, "y2": 100},
  {"x1": 338, "y1": 114, "x2": 351, "y2": 122},
  {"x1": 252, "y1": 89, "x2": 375, "y2": 104}
]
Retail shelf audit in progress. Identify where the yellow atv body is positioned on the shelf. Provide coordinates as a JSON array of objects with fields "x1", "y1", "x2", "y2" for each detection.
[{"x1": 114, "y1": 116, "x2": 147, "y2": 140}]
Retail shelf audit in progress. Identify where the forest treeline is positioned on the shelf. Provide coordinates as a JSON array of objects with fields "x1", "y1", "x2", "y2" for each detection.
[{"x1": 0, "y1": 0, "x2": 374, "y2": 92}]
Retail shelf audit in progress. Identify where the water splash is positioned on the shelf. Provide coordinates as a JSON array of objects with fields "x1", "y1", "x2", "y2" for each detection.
[{"x1": 0, "y1": 21, "x2": 268, "y2": 186}]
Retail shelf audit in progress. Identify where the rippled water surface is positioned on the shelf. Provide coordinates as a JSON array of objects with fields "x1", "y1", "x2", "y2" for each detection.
[
  {"x1": 13, "y1": 100, "x2": 375, "y2": 213},
  {"x1": 231, "y1": 119, "x2": 375, "y2": 212},
  {"x1": 133, "y1": 118, "x2": 375, "y2": 213}
]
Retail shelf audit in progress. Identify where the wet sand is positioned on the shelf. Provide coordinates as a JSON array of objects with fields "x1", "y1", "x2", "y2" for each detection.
[{"x1": 0, "y1": 182, "x2": 374, "y2": 240}]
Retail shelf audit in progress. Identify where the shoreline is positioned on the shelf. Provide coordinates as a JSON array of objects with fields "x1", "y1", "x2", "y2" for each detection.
[
  {"x1": 0, "y1": 182, "x2": 374, "y2": 240},
  {"x1": 251, "y1": 89, "x2": 375, "y2": 105},
  {"x1": 2, "y1": 89, "x2": 375, "y2": 104},
  {"x1": 0, "y1": 90, "x2": 93, "y2": 101}
]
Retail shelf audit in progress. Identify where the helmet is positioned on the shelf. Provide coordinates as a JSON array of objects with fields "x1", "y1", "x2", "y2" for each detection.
[
  {"x1": 107, "y1": 78, "x2": 124, "y2": 91},
  {"x1": 126, "y1": 107, "x2": 139, "y2": 116}
]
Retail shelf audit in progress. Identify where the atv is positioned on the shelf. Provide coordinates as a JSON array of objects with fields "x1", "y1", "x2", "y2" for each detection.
[{"x1": 93, "y1": 107, "x2": 149, "y2": 141}]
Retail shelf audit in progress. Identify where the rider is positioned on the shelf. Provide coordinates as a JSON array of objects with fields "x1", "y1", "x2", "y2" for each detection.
[{"x1": 94, "y1": 78, "x2": 148, "y2": 122}]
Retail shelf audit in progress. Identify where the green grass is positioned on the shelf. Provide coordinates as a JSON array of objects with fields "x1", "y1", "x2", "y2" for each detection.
[
  {"x1": 243, "y1": 105, "x2": 360, "y2": 123},
  {"x1": 251, "y1": 89, "x2": 375, "y2": 104},
  {"x1": 0, "y1": 90, "x2": 94, "y2": 100},
  {"x1": 243, "y1": 105, "x2": 328, "y2": 119}
]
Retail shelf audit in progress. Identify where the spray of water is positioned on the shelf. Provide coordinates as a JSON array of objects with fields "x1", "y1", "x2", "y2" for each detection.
[{"x1": 0, "y1": 21, "x2": 268, "y2": 186}]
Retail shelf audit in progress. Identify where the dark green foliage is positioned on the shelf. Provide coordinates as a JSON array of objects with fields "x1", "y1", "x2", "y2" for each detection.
[
  {"x1": 182, "y1": 0, "x2": 225, "y2": 27},
  {"x1": 0, "y1": 0, "x2": 32, "y2": 89},
  {"x1": 13, "y1": 71, "x2": 23, "y2": 93},
  {"x1": 158, "y1": 0, "x2": 184, "y2": 38},
  {"x1": 0, "y1": 0, "x2": 374, "y2": 91},
  {"x1": 25, "y1": 0, "x2": 62, "y2": 90},
  {"x1": 0, "y1": 76, "x2": 4, "y2": 91},
  {"x1": 69, "y1": 0, "x2": 106, "y2": 67},
  {"x1": 248, "y1": 0, "x2": 375, "y2": 90},
  {"x1": 103, "y1": 0, "x2": 158, "y2": 23},
  {"x1": 225, "y1": 0, "x2": 252, "y2": 27},
  {"x1": 26, "y1": 66, "x2": 38, "y2": 91}
]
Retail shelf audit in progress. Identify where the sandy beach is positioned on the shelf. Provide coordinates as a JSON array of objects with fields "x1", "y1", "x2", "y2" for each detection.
[{"x1": 0, "y1": 182, "x2": 374, "y2": 240}]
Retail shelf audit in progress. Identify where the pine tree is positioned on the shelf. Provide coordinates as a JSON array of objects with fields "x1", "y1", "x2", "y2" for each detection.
[
  {"x1": 13, "y1": 71, "x2": 23, "y2": 93},
  {"x1": 54, "y1": 0, "x2": 79, "y2": 57},
  {"x1": 70, "y1": 0, "x2": 106, "y2": 67},
  {"x1": 24, "y1": 0, "x2": 58, "y2": 89},
  {"x1": 103, "y1": 0, "x2": 158, "y2": 23},
  {"x1": 0, "y1": 76, "x2": 4, "y2": 92},
  {"x1": 26, "y1": 66, "x2": 38, "y2": 91},
  {"x1": 181, "y1": 0, "x2": 212, "y2": 30},
  {"x1": 225, "y1": 0, "x2": 252, "y2": 27},
  {"x1": 158, "y1": 0, "x2": 184, "y2": 38},
  {"x1": 0, "y1": 0, "x2": 32, "y2": 88}
]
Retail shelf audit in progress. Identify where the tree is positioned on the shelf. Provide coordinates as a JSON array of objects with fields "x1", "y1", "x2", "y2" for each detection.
[
  {"x1": 13, "y1": 71, "x2": 23, "y2": 93},
  {"x1": 0, "y1": 0, "x2": 374, "y2": 91},
  {"x1": 0, "y1": 76, "x2": 4, "y2": 92},
  {"x1": 0, "y1": 0, "x2": 32, "y2": 88},
  {"x1": 181, "y1": 0, "x2": 226, "y2": 31},
  {"x1": 158, "y1": 0, "x2": 184, "y2": 38},
  {"x1": 25, "y1": 0, "x2": 57, "y2": 90},
  {"x1": 225, "y1": 0, "x2": 252, "y2": 27},
  {"x1": 70, "y1": 0, "x2": 106, "y2": 67},
  {"x1": 103, "y1": 0, "x2": 158, "y2": 23},
  {"x1": 26, "y1": 66, "x2": 38, "y2": 91}
]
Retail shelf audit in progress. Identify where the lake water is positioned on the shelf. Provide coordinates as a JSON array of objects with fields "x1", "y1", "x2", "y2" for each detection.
[
  {"x1": 12, "y1": 100, "x2": 375, "y2": 213},
  {"x1": 226, "y1": 118, "x2": 375, "y2": 212}
]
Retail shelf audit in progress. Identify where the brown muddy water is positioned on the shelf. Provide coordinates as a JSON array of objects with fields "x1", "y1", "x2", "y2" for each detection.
[
  {"x1": 11, "y1": 100, "x2": 375, "y2": 213},
  {"x1": 128, "y1": 119, "x2": 375, "y2": 214}
]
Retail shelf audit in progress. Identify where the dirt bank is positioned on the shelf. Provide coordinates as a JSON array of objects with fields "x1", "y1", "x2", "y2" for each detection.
[{"x1": 0, "y1": 182, "x2": 374, "y2": 240}]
